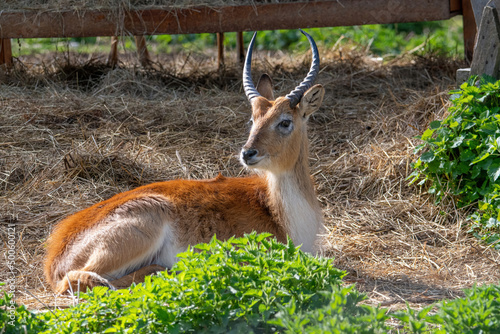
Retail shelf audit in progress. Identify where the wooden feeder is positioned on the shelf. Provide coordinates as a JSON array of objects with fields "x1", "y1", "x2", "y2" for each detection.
[{"x1": 457, "y1": 0, "x2": 500, "y2": 83}]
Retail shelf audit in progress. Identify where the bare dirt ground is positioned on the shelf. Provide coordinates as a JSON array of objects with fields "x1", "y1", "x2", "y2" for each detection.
[{"x1": 1, "y1": 45, "x2": 499, "y2": 311}]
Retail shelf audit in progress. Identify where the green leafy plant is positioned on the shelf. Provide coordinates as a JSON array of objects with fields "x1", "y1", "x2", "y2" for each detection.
[
  {"x1": 424, "y1": 284, "x2": 500, "y2": 333},
  {"x1": 3, "y1": 234, "x2": 500, "y2": 333},
  {"x1": 394, "y1": 303, "x2": 433, "y2": 333},
  {"x1": 395, "y1": 284, "x2": 500, "y2": 333},
  {"x1": 409, "y1": 75, "x2": 500, "y2": 248},
  {"x1": 3, "y1": 233, "x2": 348, "y2": 333},
  {"x1": 269, "y1": 285, "x2": 389, "y2": 333},
  {"x1": 0, "y1": 284, "x2": 46, "y2": 334}
]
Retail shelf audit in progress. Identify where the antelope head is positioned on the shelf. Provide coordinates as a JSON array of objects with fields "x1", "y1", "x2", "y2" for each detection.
[{"x1": 240, "y1": 30, "x2": 325, "y2": 174}]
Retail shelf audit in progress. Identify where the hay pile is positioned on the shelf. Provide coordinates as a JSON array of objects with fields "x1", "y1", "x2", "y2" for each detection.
[{"x1": 1, "y1": 45, "x2": 499, "y2": 311}]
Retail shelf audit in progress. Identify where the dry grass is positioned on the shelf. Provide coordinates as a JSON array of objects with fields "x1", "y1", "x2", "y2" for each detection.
[{"x1": 1, "y1": 45, "x2": 499, "y2": 313}]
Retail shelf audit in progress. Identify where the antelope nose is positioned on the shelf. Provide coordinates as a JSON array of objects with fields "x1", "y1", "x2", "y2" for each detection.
[{"x1": 242, "y1": 149, "x2": 258, "y2": 163}]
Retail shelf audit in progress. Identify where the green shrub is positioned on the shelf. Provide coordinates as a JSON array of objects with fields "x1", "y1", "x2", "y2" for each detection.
[
  {"x1": 3, "y1": 233, "x2": 348, "y2": 333},
  {"x1": 0, "y1": 285, "x2": 46, "y2": 334},
  {"x1": 409, "y1": 75, "x2": 500, "y2": 248},
  {"x1": 395, "y1": 284, "x2": 500, "y2": 333},
  {"x1": 426, "y1": 284, "x2": 500, "y2": 333},
  {"x1": 269, "y1": 285, "x2": 389, "y2": 333},
  {"x1": 2, "y1": 233, "x2": 500, "y2": 333}
]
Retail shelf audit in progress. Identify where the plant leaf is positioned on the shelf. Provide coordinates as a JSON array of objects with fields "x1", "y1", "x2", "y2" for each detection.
[
  {"x1": 460, "y1": 150, "x2": 476, "y2": 162},
  {"x1": 488, "y1": 163, "x2": 500, "y2": 182},
  {"x1": 430, "y1": 120, "x2": 441, "y2": 129},
  {"x1": 480, "y1": 122, "x2": 497, "y2": 135},
  {"x1": 471, "y1": 152, "x2": 490, "y2": 164},
  {"x1": 451, "y1": 135, "x2": 465, "y2": 148},
  {"x1": 420, "y1": 151, "x2": 435, "y2": 163},
  {"x1": 420, "y1": 129, "x2": 435, "y2": 141}
]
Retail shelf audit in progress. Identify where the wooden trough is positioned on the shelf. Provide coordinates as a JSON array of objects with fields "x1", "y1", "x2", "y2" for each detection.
[{"x1": 0, "y1": 0, "x2": 475, "y2": 67}]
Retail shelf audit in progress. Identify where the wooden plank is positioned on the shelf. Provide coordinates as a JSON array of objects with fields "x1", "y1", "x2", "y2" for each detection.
[
  {"x1": 108, "y1": 36, "x2": 119, "y2": 67},
  {"x1": 134, "y1": 35, "x2": 151, "y2": 67},
  {"x1": 450, "y1": 0, "x2": 463, "y2": 12},
  {"x1": 463, "y1": 0, "x2": 478, "y2": 62},
  {"x1": 236, "y1": 32, "x2": 245, "y2": 64},
  {"x1": 0, "y1": 39, "x2": 12, "y2": 67},
  {"x1": 217, "y1": 32, "x2": 224, "y2": 69},
  {"x1": 471, "y1": 0, "x2": 491, "y2": 26},
  {"x1": 470, "y1": 3, "x2": 500, "y2": 78},
  {"x1": 0, "y1": 1, "x2": 457, "y2": 39}
]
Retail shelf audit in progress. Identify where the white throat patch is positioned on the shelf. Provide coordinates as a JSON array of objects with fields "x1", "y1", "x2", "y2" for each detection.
[{"x1": 267, "y1": 172, "x2": 322, "y2": 253}]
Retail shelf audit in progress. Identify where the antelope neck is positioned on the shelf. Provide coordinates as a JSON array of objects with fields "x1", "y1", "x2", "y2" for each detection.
[{"x1": 264, "y1": 138, "x2": 322, "y2": 253}]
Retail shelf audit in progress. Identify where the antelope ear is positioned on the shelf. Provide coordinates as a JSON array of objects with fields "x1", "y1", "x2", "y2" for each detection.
[
  {"x1": 256, "y1": 74, "x2": 274, "y2": 100},
  {"x1": 299, "y1": 84, "x2": 324, "y2": 118}
]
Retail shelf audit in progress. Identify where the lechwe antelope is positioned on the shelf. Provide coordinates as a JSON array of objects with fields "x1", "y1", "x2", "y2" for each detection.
[{"x1": 45, "y1": 30, "x2": 325, "y2": 294}]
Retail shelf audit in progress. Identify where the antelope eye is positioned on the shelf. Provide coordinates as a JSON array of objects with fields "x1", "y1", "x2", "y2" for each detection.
[{"x1": 279, "y1": 120, "x2": 292, "y2": 128}]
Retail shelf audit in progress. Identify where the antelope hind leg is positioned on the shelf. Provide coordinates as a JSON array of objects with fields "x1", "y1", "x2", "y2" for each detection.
[{"x1": 50, "y1": 197, "x2": 177, "y2": 295}]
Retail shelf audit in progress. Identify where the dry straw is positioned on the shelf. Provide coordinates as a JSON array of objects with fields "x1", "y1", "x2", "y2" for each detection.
[{"x1": 1, "y1": 43, "x2": 499, "y2": 311}]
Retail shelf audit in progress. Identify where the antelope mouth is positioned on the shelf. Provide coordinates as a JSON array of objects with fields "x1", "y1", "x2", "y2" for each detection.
[
  {"x1": 246, "y1": 159, "x2": 263, "y2": 166},
  {"x1": 240, "y1": 155, "x2": 266, "y2": 168}
]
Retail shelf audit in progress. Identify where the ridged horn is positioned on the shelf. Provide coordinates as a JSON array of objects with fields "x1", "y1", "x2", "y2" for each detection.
[
  {"x1": 285, "y1": 29, "x2": 320, "y2": 108},
  {"x1": 243, "y1": 32, "x2": 260, "y2": 102}
]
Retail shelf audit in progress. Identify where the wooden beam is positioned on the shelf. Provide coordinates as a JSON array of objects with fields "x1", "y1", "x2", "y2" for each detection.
[
  {"x1": 0, "y1": 1, "x2": 457, "y2": 39},
  {"x1": 0, "y1": 39, "x2": 12, "y2": 67},
  {"x1": 463, "y1": 0, "x2": 478, "y2": 62},
  {"x1": 107, "y1": 36, "x2": 119, "y2": 67},
  {"x1": 236, "y1": 32, "x2": 245, "y2": 64},
  {"x1": 471, "y1": 0, "x2": 491, "y2": 26},
  {"x1": 108, "y1": 36, "x2": 151, "y2": 67},
  {"x1": 470, "y1": 3, "x2": 500, "y2": 78},
  {"x1": 450, "y1": 0, "x2": 463, "y2": 12},
  {"x1": 217, "y1": 32, "x2": 224, "y2": 69},
  {"x1": 134, "y1": 35, "x2": 151, "y2": 67}
]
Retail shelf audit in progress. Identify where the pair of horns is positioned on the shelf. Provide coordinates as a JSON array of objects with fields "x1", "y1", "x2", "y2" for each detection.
[{"x1": 243, "y1": 29, "x2": 320, "y2": 108}]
